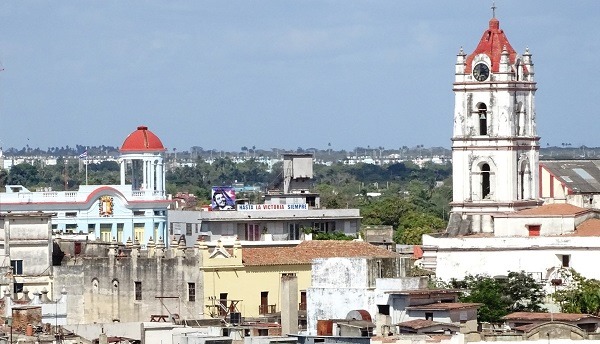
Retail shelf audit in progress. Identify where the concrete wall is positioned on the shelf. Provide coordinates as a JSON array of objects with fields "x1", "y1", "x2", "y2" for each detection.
[
  {"x1": 307, "y1": 257, "x2": 420, "y2": 336},
  {"x1": 422, "y1": 235, "x2": 600, "y2": 292},
  {"x1": 54, "y1": 243, "x2": 203, "y2": 324},
  {"x1": 0, "y1": 213, "x2": 53, "y2": 299},
  {"x1": 169, "y1": 209, "x2": 360, "y2": 246}
]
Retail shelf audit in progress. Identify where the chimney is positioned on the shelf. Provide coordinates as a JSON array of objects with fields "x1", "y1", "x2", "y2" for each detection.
[{"x1": 280, "y1": 273, "x2": 299, "y2": 335}]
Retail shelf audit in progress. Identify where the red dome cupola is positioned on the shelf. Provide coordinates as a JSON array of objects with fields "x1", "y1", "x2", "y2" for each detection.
[{"x1": 120, "y1": 125, "x2": 166, "y2": 153}]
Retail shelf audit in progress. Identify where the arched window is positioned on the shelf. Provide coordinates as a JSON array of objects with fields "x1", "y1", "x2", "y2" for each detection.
[
  {"x1": 481, "y1": 164, "x2": 491, "y2": 199},
  {"x1": 92, "y1": 278, "x2": 99, "y2": 294},
  {"x1": 478, "y1": 104, "x2": 488, "y2": 135}
]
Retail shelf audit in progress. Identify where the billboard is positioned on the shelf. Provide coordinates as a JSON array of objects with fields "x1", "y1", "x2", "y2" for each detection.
[{"x1": 211, "y1": 186, "x2": 236, "y2": 211}]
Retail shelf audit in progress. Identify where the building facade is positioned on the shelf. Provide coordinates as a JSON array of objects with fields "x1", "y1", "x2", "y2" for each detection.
[
  {"x1": 0, "y1": 212, "x2": 55, "y2": 299},
  {"x1": 169, "y1": 153, "x2": 361, "y2": 246},
  {"x1": 448, "y1": 15, "x2": 541, "y2": 235},
  {"x1": 0, "y1": 126, "x2": 171, "y2": 246}
]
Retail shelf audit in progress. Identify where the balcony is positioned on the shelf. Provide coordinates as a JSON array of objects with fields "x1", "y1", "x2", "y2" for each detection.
[{"x1": 259, "y1": 304, "x2": 276, "y2": 315}]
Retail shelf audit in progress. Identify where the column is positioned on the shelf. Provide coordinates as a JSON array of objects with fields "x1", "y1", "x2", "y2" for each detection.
[
  {"x1": 120, "y1": 158, "x2": 126, "y2": 185},
  {"x1": 142, "y1": 159, "x2": 148, "y2": 190}
]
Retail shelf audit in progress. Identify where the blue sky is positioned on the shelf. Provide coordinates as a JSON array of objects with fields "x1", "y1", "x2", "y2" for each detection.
[{"x1": 0, "y1": 1, "x2": 598, "y2": 153}]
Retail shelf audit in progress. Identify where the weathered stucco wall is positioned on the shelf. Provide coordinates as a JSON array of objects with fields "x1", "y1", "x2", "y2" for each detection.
[
  {"x1": 308, "y1": 257, "x2": 419, "y2": 336},
  {"x1": 54, "y1": 243, "x2": 203, "y2": 324}
]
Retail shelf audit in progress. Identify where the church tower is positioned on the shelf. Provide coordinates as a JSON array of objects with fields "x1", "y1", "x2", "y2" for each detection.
[{"x1": 447, "y1": 13, "x2": 542, "y2": 235}]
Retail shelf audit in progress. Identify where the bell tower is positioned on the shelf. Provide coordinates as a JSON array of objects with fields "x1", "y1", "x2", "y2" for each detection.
[{"x1": 447, "y1": 14, "x2": 542, "y2": 235}]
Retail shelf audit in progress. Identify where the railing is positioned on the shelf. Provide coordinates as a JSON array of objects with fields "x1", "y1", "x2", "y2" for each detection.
[{"x1": 259, "y1": 304, "x2": 276, "y2": 315}]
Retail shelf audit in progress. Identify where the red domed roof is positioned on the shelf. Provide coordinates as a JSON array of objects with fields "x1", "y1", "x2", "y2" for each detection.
[
  {"x1": 120, "y1": 125, "x2": 166, "y2": 153},
  {"x1": 465, "y1": 18, "x2": 518, "y2": 73}
]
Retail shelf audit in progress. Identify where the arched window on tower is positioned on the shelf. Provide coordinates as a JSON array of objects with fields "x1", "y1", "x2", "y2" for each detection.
[
  {"x1": 478, "y1": 104, "x2": 488, "y2": 135},
  {"x1": 481, "y1": 164, "x2": 491, "y2": 199}
]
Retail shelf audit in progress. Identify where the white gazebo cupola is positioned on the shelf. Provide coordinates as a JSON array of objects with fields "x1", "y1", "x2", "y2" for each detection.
[
  {"x1": 119, "y1": 125, "x2": 166, "y2": 195},
  {"x1": 447, "y1": 14, "x2": 542, "y2": 235}
]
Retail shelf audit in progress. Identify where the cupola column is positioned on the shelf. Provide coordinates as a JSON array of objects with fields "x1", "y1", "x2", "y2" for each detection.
[{"x1": 120, "y1": 158, "x2": 126, "y2": 185}]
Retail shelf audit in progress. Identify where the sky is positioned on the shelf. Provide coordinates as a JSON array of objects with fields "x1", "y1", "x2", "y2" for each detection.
[{"x1": 0, "y1": 1, "x2": 599, "y2": 153}]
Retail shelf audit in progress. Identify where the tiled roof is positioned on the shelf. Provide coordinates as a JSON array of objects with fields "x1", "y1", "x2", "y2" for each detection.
[
  {"x1": 502, "y1": 312, "x2": 600, "y2": 322},
  {"x1": 465, "y1": 18, "x2": 518, "y2": 73},
  {"x1": 406, "y1": 302, "x2": 481, "y2": 311},
  {"x1": 515, "y1": 203, "x2": 588, "y2": 216},
  {"x1": 385, "y1": 289, "x2": 461, "y2": 296},
  {"x1": 574, "y1": 218, "x2": 600, "y2": 236},
  {"x1": 242, "y1": 240, "x2": 399, "y2": 266},
  {"x1": 396, "y1": 319, "x2": 458, "y2": 330}
]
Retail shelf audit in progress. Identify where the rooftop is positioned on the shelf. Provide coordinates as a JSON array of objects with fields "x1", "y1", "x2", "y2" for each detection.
[
  {"x1": 502, "y1": 312, "x2": 600, "y2": 322},
  {"x1": 406, "y1": 302, "x2": 481, "y2": 311},
  {"x1": 513, "y1": 203, "x2": 588, "y2": 216},
  {"x1": 242, "y1": 240, "x2": 399, "y2": 266}
]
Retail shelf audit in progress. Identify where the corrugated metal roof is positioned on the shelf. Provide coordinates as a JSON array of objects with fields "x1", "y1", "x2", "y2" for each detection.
[{"x1": 541, "y1": 160, "x2": 600, "y2": 193}]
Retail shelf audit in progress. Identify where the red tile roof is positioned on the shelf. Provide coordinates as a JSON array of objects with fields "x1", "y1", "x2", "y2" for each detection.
[
  {"x1": 242, "y1": 240, "x2": 399, "y2": 266},
  {"x1": 385, "y1": 289, "x2": 461, "y2": 296},
  {"x1": 574, "y1": 218, "x2": 600, "y2": 236},
  {"x1": 465, "y1": 18, "x2": 518, "y2": 73},
  {"x1": 396, "y1": 319, "x2": 459, "y2": 330},
  {"x1": 406, "y1": 303, "x2": 481, "y2": 311},
  {"x1": 502, "y1": 312, "x2": 600, "y2": 322},
  {"x1": 515, "y1": 203, "x2": 588, "y2": 216}
]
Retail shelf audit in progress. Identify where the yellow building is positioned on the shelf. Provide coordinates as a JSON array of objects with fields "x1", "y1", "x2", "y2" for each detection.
[{"x1": 199, "y1": 239, "x2": 399, "y2": 321}]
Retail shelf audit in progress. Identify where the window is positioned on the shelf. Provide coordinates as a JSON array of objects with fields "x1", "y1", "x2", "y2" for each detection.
[
  {"x1": 135, "y1": 281, "x2": 142, "y2": 300},
  {"x1": 288, "y1": 223, "x2": 300, "y2": 240},
  {"x1": 481, "y1": 164, "x2": 491, "y2": 199},
  {"x1": 51, "y1": 224, "x2": 58, "y2": 231},
  {"x1": 100, "y1": 224, "x2": 112, "y2": 242},
  {"x1": 133, "y1": 211, "x2": 145, "y2": 216},
  {"x1": 258, "y1": 329, "x2": 269, "y2": 336},
  {"x1": 117, "y1": 223, "x2": 124, "y2": 242},
  {"x1": 560, "y1": 254, "x2": 571, "y2": 267},
  {"x1": 245, "y1": 224, "x2": 260, "y2": 241},
  {"x1": 186, "y1": 223, "x2": 193, "y2": 236},
  {"x1": 478, "y1": 103, "x2": 488, "y2": 135},
  {"x1": 425, "y1": 312, "x2": 434, "y2": 321},
  {"x1": 527, "y1": 224, "x2": 541, "y2": 237},
  {"x1": 88, "y1": 224, "x2": 95, "y2": 233},
  {"x1": 377, "y1": 305, "x2": 390, "y2": 315},
  {"x1": 312, "y1": 221, "x2": 335, "y2": 233},
  {"x1": 188, "y1": 283, "x2": 196, "y2": 302},
  {"x1": 65, "y1": 224, "x2": 77, "y2": 233},
  {"x1": 13, "y1": 283, "x2": 23, "y2": 295},
  {"x1": 134, "y1": 224, "x2": 145, "y2": 244},
  {"x1": 66, "y1": 212, "x2": 77, "y2": 218},
  {"x1": 10, "y1": 260, "x2": 23, "y2": 275}
]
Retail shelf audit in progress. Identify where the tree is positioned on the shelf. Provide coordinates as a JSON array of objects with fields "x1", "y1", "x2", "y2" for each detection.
[
  {"x1": 553, "y1": 269, "x2": 600, "y2": 315},
  {"x1": 449, "y1": 271, "x2": 546, "y2": 323}
]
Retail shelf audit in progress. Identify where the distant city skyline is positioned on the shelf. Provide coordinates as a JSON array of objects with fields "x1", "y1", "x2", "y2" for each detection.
[{"x1": 0, "y1": 1, "x2": 598, "y2": 152}]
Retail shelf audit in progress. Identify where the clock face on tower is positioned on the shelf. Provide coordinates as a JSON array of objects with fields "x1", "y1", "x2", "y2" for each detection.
[{"x1": 473, "y1": 63, "x2": 490, "y2": 82}]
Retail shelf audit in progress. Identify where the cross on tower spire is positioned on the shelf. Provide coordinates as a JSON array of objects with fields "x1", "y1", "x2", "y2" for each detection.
[{"x1": 491, "y1": 1, "x2": 497, "y2": 18}]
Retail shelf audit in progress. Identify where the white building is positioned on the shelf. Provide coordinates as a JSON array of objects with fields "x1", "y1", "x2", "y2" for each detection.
[
  {"x1": 421, "y1": 13, "x2": 600, "y2": 304},
  {"x1": 0, "y1": 126, "x2": 171, "y2": 246},
  {"x1": 448, "y1": 15, "x2": 541, "y2": 235},
  {"x1": 169, "y1": 153, "x2": 361, "y2": 245}
]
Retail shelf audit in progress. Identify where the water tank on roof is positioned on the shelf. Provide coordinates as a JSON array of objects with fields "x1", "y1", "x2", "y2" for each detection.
[{"x1": 346, "y1": 310, "x2": 372, "y2": 321}]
